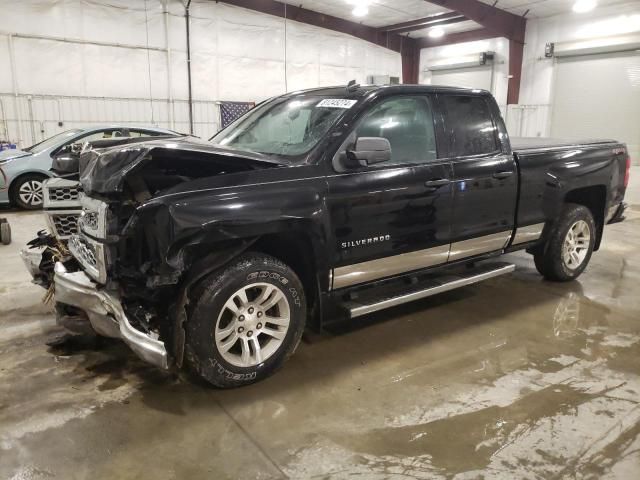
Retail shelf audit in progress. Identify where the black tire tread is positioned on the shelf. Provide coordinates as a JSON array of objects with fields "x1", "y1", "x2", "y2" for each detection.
[
  {"x1": 184, "y1": 252, "x2": 306, "y2": 388},
  {"x1": 533, "y1": 203, "x2": 596, "y2": 282}
]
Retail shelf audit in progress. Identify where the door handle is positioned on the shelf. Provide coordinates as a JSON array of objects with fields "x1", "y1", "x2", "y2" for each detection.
[
  {"x1": 493, "y1": 170, "x2": 514, "y2": 179},
  {"x1": 424, "y1": 178, "x2": 451, "y2": 188}
]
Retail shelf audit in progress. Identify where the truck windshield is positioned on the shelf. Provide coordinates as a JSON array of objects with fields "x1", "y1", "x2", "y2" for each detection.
[{"x1": 210, "y1": 96, "x2": 356, "y2": 160}]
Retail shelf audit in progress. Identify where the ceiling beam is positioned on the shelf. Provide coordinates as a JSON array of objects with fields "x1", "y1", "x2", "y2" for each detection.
[
  {"x1": 380, "y1": 12, "x2": 467, "y2": 34},
  {"x1": 416, "y1": 28, "x2": 496, "y2": 49},
  {"x1": 215, "y1": 0, "x2": 410, "y2": 54},
  {"x1": 216, "y1": 0, "x2": 420, "y2": 84},
  {"x1": 424, "y1": 0, "x2": 525, "y2": 43}
]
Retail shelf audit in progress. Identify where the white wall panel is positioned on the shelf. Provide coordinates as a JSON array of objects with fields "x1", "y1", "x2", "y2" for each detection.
[
  {"x1": 0, "y1": 36, "x2": 13, "y2": 93},
  {"x1": 419, "y1": 38, "x2": 510, "y2": 111},
  {"x1": 0, "y1": 0, "x2": 401, "y2": 146},
  {"x1": 517, "y1": 1, "x2": 640, "y2": 142},
  {"x1": 12, "y1": 38, "x2": 85, "y2": 96}
]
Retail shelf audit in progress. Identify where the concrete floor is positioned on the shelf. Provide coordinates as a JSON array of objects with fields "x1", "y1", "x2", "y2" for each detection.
[{"x1": 1, "y1": 170, "x2": 640, "y2": 480}]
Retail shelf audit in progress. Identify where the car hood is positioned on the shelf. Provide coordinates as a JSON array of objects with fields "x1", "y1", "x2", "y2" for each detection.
[
  {"x1": 79, "y1": 137, "x2": 286, "y2": 195},
  {"x1": 0, "y1": 149, "x2": 31, "y2": 161}
]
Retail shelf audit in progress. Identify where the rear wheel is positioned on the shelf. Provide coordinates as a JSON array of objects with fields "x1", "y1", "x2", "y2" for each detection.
[
  {"x1": 534, "y1": 203, "x2": 596, "y2": 282},
  {"x1": 11, "y1": 174, "x2": 46, "y2": 210},
  {"x1": 184, "y1": 252, "x2": 306, "y2": 388}
]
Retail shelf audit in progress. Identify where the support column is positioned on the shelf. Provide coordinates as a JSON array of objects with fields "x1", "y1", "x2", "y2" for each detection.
[
  {"x1": 401, "y1": 38, "x2": 420, "y2": 84},
  {"x1": 507, "y1": 39, "x2": 524, "y2": 105}
]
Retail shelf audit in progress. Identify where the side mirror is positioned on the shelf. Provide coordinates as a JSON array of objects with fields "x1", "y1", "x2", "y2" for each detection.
[{"x1": 346, "y1": 137, "x2": 391, "y2": 167}]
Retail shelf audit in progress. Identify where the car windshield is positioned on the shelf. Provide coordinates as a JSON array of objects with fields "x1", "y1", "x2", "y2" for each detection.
[
  {"x1": 25, "y1": 129, "x2": 83, "y2": 154},
  {"x1": 210, "y1": 96, "x2": 357, "y2": 160}
]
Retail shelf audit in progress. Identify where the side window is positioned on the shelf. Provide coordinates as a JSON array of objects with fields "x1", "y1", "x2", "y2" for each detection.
[
  {"x1": 355, "y1": 96, "x2": 437, "y2": 165},
  {"x1": 75, "y1": 129, "x2": 127, "y2": 144},
  {"x1": 442, "y1": 95, "x2": 498, "y2": 156},
  {"x1": 129, "y1": 129, "x2": 167, "y2": 138}
]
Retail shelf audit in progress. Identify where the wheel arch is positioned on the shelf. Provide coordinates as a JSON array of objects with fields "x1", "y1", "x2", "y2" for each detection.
[
  {"x1": 251, "y1": 230, "x2": 324, "y2": 330},
  {"x1": 168, "y1": 228, "x2": 325, "y2": 367},
  {"x1": 8, "y1": 170, "x2": 51, "y2": 201},
  {"x1": 564, "y1": 185, "x2": 607, "y2": 250}
]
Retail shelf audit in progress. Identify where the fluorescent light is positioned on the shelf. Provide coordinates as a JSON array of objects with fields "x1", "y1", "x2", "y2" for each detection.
[
  {"x1": 347, "y1": 0, "x2": 370, "y2": 17},
  {"x1": 428, "y1": 27, "x2": 445, "y2": 38},
  {"x1": 352, "y1": 5, "x2": 368, "y2": 17},
  {"x1": 573, "y1": 0, "x2": 597, "y2": 13}
]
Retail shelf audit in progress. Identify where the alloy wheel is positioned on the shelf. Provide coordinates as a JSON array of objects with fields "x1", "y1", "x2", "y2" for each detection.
[
  {"x1": 214, "y1": 283, "x2": 291, "y2": 368},
  {"x1": 562, "y1": 220, "x2": 590, "y2": 270},
  {"x1": 18, "y1": 180, "x2": 44, "y2": 207}
]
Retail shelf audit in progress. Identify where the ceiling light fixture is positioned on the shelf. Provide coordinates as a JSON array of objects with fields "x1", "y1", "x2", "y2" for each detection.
[
  {"x1": 573, "y1": 0, "x2": 597, "y2": 13},
  {"x1": 347, "y1": 0, "x2": 370, "y2": 18},
  {"x1": 428, "y1": 27, "x2": 445, "y2": 38},
  {"x1": 352, "y1": 5, "x2": 368, "y2": 17}
]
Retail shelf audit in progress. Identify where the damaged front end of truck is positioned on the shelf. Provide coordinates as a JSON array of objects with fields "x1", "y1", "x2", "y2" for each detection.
[{"x1": 34, "y1": 139, "x2": 285, "y2": 369}]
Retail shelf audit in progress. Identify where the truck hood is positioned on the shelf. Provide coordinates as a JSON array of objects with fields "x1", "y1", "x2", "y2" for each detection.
[{"x1": 79, "y1": 138, "x2": 285, "y2": 195}]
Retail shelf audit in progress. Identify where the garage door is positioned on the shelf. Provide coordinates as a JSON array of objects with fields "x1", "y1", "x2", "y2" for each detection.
[
  {"x1": 430, "y1": 65, "x2": 493, "y2": 91},
  {"x1": 551, "y1": 51, "x2": 640, "y2": 162}
]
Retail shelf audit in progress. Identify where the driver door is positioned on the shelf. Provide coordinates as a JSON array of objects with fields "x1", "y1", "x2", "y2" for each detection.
[{"x1": 325, "y1": 94, "x2": 454, "y2": 290}]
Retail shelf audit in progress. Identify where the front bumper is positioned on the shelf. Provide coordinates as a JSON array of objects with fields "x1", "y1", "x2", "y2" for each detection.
[{"x1": 53, "y1": 262, "x2": 169, "y2": 369}]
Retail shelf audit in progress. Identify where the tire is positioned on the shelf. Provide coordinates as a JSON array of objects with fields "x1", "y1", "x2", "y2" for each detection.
[
  {"x1": 184, "y1": 252, "x2": 307, "y2": 388},
  {"x1": 0, "y1": 222, "x2": 10, "y2": 245},
  {"x1": 534, "y1": 203, "x2": 596, "y2": 282},
  {"x1": 11, "y1": 173, "x2": 47, "y2": 210}
]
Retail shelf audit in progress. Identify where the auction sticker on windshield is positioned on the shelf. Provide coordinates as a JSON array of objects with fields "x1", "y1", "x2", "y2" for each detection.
[{"x1": 317, "y1": 99, "x2": 358, "y2": 109}]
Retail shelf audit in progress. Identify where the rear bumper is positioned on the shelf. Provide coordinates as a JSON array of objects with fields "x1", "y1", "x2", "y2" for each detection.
[
  {"x1": 607, "y1": 202, "x2": 627, "y2": 224},
  {"x1": 53, "y1": 262, "x2": 169, "y2": 369}
]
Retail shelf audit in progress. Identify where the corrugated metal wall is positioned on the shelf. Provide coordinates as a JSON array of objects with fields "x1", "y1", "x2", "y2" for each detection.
[
  {"x1": 0, "y1": 93, "x2": 219, "y2": 146},
  {"x1": 0, "y1": 0, "x2": 402, "y2": 148}
]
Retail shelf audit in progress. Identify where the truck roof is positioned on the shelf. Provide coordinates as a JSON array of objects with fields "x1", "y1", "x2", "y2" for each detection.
[{"x1": 283, "y1": 84, "x2": 492, "y2": 99}]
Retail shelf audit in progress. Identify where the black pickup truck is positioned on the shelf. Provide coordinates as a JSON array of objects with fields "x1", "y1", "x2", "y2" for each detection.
[{"x1": 29, "y1": 85, "x2": 630, "y2": 388}]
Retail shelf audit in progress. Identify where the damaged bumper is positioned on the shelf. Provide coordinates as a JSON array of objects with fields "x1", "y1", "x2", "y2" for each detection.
[
  {"x1": 21, "y1": 247, "x2": 46, "y2": 281},
  {"x1": 53, "y1": 262, "x2": 169, "y2": 369},
  {"x1": 607, "y1": 202, "x2": 627, "y2": 224}
]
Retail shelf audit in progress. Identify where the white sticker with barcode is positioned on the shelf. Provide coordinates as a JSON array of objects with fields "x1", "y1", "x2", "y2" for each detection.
[{"x1": 316, "y1": 99, "x2": 358, "y2": 109}]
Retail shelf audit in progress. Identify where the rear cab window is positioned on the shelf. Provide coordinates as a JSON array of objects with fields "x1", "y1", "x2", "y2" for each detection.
[{"x1": 441, "y1": 95, "x2": 499, "y2": 157}]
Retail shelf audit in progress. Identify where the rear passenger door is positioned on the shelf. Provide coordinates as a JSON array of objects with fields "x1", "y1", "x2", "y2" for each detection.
[{"x1": 441, "y1": 94, "x2": 517, "y2": 260}]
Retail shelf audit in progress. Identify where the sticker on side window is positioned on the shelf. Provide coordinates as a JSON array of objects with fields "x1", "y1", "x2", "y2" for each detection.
[{"x1": 316, "y1": 99, "x2": 358, "y2": 109}]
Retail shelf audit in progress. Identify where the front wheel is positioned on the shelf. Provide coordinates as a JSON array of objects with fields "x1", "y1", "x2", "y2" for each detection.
[
  {"x1": 184, "y1": 252, "x2": 307, "y2": 388},
  {"x1": 534, "y1": 203, "x2": 596, "y2": 282},
  {"x1": 12, "y1": 174, "x2": 47, "y2": 210}
]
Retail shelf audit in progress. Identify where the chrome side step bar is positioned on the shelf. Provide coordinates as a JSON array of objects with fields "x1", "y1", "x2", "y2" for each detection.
[{"x1": 344, "y1": 262, "x2": 515, "y2": 318}]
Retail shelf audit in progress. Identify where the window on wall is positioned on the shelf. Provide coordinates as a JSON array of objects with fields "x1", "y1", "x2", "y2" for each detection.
[
  {"x1": 355, "y1": 96, "x2": 437, "y2": 165},
  {"x1": 442, "y1": 95, "x2": 498, "y2": 156}
]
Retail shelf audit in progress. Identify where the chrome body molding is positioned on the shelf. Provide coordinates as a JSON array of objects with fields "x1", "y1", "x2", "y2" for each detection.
[
  {"x1": 53, "y1": 262, "x2": 169, "y2": 369},
  {"x1": 332, "y1": 230, "x2": 515, "y2": 290},
  {"x1": 347, "y1": 263, "x2": 516, "y2": 318},
  {"x1": 448, "y1": 231, "x2": 512, "y2": 262},
  {"x1": 512, "y1": 222, "x2": 545, "y2": 245},
  {"x1": 333, "y1": 244, "x2": 450, "y2": 290}
]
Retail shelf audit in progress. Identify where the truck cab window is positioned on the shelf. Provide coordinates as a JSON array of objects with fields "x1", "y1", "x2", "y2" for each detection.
[
  {"x1": 355, "y1": 96, "x2": 437, "y2": 165},
  {"x1": 442, "y1": 95, "x2": 498, "y2": 156}
]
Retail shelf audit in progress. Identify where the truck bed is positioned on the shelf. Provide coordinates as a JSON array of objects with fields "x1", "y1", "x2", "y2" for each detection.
[{"x1": 511, "y1": 137, "x2": 619, "y2": 153}]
